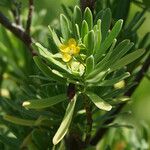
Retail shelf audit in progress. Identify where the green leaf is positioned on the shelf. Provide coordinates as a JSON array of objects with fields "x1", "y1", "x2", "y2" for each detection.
[
  {"x1": 85, "y1": 91, "x2": 112, "y2": 111},
  {"x1": 96, "y1": 72, "x2": 130, "y2": 86},
  {"x1": 132, "y1": 17, "x2": 145, "y2": 32},
  {"x1": 96, "y1": 20, "x2": 123, "y2": 61},
  {"x1": 94, "y1": 28, "x2": 101, "y2": 53},
  {"x1": 81, "y1": 20, "x2": 89, "y2": 38},
  {"x1": 110, "y1": 49, "x2": 145, "y2": 71},
  {"x1": 61, "y1": 4, "x2": 72, "y2": 20},
  {"x1": 94, "y1": 10, "x2": 104, "y2": 23},
  {"x1": 85, "y1": 55, "x2": 94, "y2": 75},
  {"x1": 86, "y1": 30, "x2": 95, "y2": 56},
  {"x1": 86, "y1": 69, "x2": 109, "y2": 84},
  {"x1": 95, "y1": 39, "x2": 117, "y2": 70},
  {"x1": 34, "y1": 43, "x2": 70, "y2": 73},
  {"x1": 48, "y1": 26, "x2": 61, "y2": 46},
  {"x1": 97, "y1": 19, "x2": 101, "y2": 31},
  {"x1": 60, "y1": 14, "x2": 71, "y2": 41},
  {"x1": 110, "y1": 40, "x2": 133, "y2": 60},
  {"x1": 104, "y1": 40, "x2": 134, "y2": 69},
  {"x1": 125, "y1": 12, "x2": 144, "y2": 31},
  {"x1": 48, "y1": 36, "x2": 59, "y2": 54},
  {"x1": 84, "y1": 7, "x2": 93, "y2": 30},
  {"x1": 3, "y1": 115, "x2": 36, "y2": 126},
  {"x1": 22, "y1": 94, "x2": 67, "y2": 109},
  {"x1": 33, "y1": 56, "x2": 66, "y2": 83},
  {"x1": 73, "y1": 6, "x2": 82, "y2": 27},
  {"x1": 75, "y1": 24, "x2": 80, "y2": 39},
  {"x1": 101, "y1": 8, "x2": 112, "y2": 41},
  {"x1": 53, "y1": 95, "x2": 77, "y2": 145}
]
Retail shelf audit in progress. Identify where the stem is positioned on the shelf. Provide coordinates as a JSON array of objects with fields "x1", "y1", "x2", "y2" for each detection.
[
  {"x1": 26, "y1": 0, "x2": 34, "y2": 35},
  {"x1": 0, "y1": 11, "x2": 34, "y2": 55},
  {"x1": 83, "y1": 94, "x2": 93, "y2": 145}
]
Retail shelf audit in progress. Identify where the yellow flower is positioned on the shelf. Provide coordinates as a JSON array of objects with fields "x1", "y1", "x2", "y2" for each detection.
[
  {"x1": 60, "y1": 38, "x2": 80, "y2": 62},
  {"x1": 62, "y1": 53, "x2": 72, "y2": 62}
]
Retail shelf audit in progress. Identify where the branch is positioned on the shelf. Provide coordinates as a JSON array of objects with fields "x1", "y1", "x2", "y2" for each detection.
[
  {"x1": 26, "y1": 0, "x2": 34, "y2": 35},
  {"x1": 83, "y1": 94, "x2": 93, "y2": 145},
  {"x1": 90, "y1": 54, "x2": 150, "y2": 145},
  {"x1": 0, "y1": 11, "x2": 34, "y2": 55}
]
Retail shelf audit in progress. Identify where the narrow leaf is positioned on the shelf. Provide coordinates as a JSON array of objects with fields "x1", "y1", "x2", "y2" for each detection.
[
  {"x1": 95, "y1": 39, "x2": 117, "y2": 70},
  {"x1": 61, "y1": 4, "x2": 72, "y2": 20},
  {"x1": 86, "y1": 30, "x2": 95, "y2": 56},
  {"x1": 75, "y1": 24, "x2": 80, "y2": 39},
  {"x1": 3, "y1": 115, "x2": 36, "y2": 126},
  {"x1": 96, "y1": 72, "x2": 130, "y2": 86},
  {"x1": 101, "y1": 8, "x2": 112, "y2": 41},
  {"x1": 73, "y1": 6, "x2": 82, "y2": 27},
  {"x1": 48, "y1": 36, "x2": 59, "y2": 54},
  {"x1": 34, "y1": 43, "x2": 70, "y2": 73},
  {"x1": 94, "y1": 30, "x2": 101, "y2": 53},
  {"x1": 48, "y1": 26, "x2": 61, "y2": 46},
  {"x1": 97, "y1": 20, "x2": 123, "y2": 60},
  {"x1": 85, "y1": 55, "x2": 94, "y2": 75},
  {"x1": 104, "y1": 40, "x2": 134, "y2": 69},
  {"x1": 94, "y1": 10, "x2": 104, "y2": 23},
  {"x1": 84, "y1": 7, "x2": 93, "y2": 30},
  {"x1": 86, "y1": 91, "x2": 112, "y2": 111},
  {"x1": 33, "y1": 56, "x2": 66, "y2": 83},
  {"x1": 23, "y1": 94, "x2": 67, "y2": 109},
  {"x1": 60, "y1": 14, "x2": 71, "y2": 41},
  {"x1": 53, "y1": 95, "x2": 77, "y2": 145},
  {"x1": 110, "y1": 49, "x2": 145, "y2": 71},
  {"x1": 81, "y1": 20, "x2": 89, "y2": 38},
  {"x1": 86, "y1": 69, "x2": 109, "y2": 84}
]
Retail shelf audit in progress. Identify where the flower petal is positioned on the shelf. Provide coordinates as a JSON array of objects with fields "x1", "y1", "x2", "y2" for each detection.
[
  {"x1": 60, "y1": 45, "x2": 70, "y2": 53},
  {"x1": 68, "y1": 38, "x2": 77, "y2": 46},
  {"x1": 62, "y1": 53, "x2": 72, "y2": 62}
]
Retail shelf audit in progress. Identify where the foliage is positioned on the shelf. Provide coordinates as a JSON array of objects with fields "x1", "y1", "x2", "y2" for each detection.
[{"x1": 0, "y1": 0, "x2": 150, "y2": 149}]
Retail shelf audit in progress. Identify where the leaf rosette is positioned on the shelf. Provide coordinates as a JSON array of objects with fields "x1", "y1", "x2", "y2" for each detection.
[{"x1": 23, "y1": 6, "x2": 145, "y2": 145}]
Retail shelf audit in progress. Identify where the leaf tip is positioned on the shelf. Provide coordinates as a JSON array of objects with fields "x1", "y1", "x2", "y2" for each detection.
[
  {"x1": 52, "y1": 137, "x2": 57, "y2": 145},
  {"x1": 101, "y1": 102, "x2": 112, "y2": 111},
  {"x1": 22, "y1": 101, "x2": 30, "y2": 107}
]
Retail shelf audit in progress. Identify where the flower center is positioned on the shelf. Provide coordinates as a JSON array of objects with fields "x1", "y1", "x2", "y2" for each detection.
[{"x1": 59, "y1": 38, "x2": 80, "y2": 62}]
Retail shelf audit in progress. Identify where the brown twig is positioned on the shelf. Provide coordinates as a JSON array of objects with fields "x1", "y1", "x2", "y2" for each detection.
[
  {"x1": 26, "y1": 0, "x2": 34, "y2": 35},
  {"x1": 0, "y1": 11, "x2": 34, "y2": 55},
  {"x1": 90, "y1": 54, "x2": 150, "y2": 145},
  {"x1": 83, "y1": 94, "x2": 93, "y2": 145}
]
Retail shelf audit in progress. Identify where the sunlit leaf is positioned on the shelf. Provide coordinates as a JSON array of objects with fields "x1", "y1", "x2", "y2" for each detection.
[
  {"x1": 53, "y1": 95, "x2": 77, "y2": 145},
  {"x1": 85, "y1": 91, "x2": 112, "y2": 111},
  {"x1": 23, "y1": 94, "x2": 67, "y2": 109}
]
